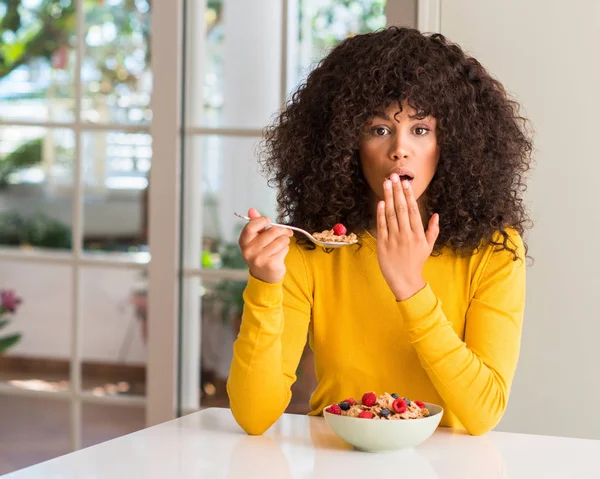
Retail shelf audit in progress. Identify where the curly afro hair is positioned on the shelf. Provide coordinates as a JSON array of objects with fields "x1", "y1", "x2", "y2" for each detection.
[{"x1": 260, "y1": 27, "x2": 533, "y2": 259}]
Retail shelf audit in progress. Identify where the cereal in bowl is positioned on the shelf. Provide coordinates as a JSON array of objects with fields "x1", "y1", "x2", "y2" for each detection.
[{"x1": 325, "y1": 392, "x2": 430, "y2": 420}]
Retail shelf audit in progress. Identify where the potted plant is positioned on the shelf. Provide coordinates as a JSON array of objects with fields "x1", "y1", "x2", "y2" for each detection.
[
  {"x1": 0, "y1": 138, "x2": 43, "y2": 188},
  {"x1": 0, "y1": 290, "x2": 23, "y2": 354},
  {"x1": 0, "y1": 211, "x2": 71, "y2": 249},
  {"x1": 213, "y1": 240, "x2": 248, "y2": 334}
]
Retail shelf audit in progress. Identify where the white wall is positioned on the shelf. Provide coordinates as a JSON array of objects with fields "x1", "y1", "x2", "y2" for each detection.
[
  {"x1": 0, "y1": 186, "x2": 148, "y2": 366},
  {"x1": 0, "y1": 261, "x2": 146, "y2": 365},
  {"x1": 441, "y1": 0, "x2": 600, "y2": 439}
]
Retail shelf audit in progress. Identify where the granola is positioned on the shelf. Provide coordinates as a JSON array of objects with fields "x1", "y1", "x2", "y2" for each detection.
[
  {"x1": 325, "y1": 392, "x2": 430, "y2": 420},
  {"x1": 313, "y1": 222, "x2": 358, "y2": 244}
]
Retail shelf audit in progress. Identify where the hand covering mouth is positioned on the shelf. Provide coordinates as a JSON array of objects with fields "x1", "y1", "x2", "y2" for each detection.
[{"x1": 387, "y1": 167, "x2": 415, "y2": 182}]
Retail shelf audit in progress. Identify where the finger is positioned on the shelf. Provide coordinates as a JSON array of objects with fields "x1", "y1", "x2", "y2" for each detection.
[
  {"x1": 248, "y1": 208, "x2": 261, "y2": 219},
  {"x1": 248, "y1": 226, "x2": 291, "y2": 250},
  {"x1": 241, "y1": 207, "x2": 267, "y2": 243},
  {"x1": 239, "y1": 216, "x2": 271, "y2": 248},
  {"x1": 376, "y1": 200, "x2": 388, "y2": 241},
  {"x1": 267, "y1": 235, "x2": 291, "y2": 257},
  {"x1": 402, "y1": 180, "x2": 424, "y2": 234},
  {"x1": 425, "y1": 213, "x2": 440, "y2": 247},
  {"x1": 391, "y1": 174, "x2": 411, "y2": 232},
  {"x1": 254, "y1": 241, "x2": 290, "y2": 269},
  {"x1": 383, "y1": 179, "x2": 399, "y2": 234}
]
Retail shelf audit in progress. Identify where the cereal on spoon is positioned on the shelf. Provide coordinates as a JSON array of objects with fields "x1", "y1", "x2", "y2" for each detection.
[{"x1": 312, "y1": 223, "x2": 358, "y2": 244}]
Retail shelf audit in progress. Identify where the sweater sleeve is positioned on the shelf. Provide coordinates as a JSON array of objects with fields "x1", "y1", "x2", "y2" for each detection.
[
  {"x1": 396, "y1": 231, "x2": 526, "y2": 435},
  {"x1": 226, "y1": 242, "x2": 313, "y2": 435}
]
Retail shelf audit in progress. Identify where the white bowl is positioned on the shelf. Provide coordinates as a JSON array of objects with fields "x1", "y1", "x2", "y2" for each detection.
[{"x1": 323, "y1": 402, "x2": 443, "y2": 452}]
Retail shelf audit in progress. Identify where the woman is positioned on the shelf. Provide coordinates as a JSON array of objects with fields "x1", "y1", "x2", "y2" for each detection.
[{"x1": 227, "y1": 27, "x2": 533, "y2": 436}]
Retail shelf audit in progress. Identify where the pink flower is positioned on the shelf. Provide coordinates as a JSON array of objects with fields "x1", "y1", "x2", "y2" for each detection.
[
  {"x1": 0, "y1": 290, "x2": 22, "y2": 313},
  {"x1": 51, "y1": 45, "x2": 70, "y2": 70}
]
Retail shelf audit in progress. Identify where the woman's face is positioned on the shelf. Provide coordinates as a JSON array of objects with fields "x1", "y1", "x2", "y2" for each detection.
[{"x1": 359, "y1": 101, "x2": 440, "y2": 210}]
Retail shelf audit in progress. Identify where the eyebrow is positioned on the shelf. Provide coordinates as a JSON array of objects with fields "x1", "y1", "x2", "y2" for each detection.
[{"x1": 371, "y1": 110, "x2": 431, "y2": 121}]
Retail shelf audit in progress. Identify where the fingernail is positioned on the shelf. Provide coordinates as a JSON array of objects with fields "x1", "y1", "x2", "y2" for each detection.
[
  {"x1": 391, "y1": 173, "x2": 399, "y2": 183},
  {"x1": 402, "y1": 180, "x2": 410, "y2": 189},
  {"x1": 384, "y1": 180, "x2": 392, "y2": 189}
]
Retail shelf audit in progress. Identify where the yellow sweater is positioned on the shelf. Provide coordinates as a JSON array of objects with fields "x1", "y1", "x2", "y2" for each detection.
[{"x1": 227, "y1": 230, "x2": 526, "y2": 436}]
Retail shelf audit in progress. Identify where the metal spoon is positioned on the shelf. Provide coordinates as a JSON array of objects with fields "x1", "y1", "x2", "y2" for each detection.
[{"x1": 233, "y1": 212, "x2": 357, "y2": 249}]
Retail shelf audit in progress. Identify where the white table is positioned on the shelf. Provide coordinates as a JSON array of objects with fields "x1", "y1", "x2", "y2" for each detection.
[{"x1": 5, "y1": 408, "x2": 600, "y2": 478}]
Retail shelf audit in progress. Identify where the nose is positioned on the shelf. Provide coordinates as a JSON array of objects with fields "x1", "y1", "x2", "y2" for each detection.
[{"x1": 389, "y1": 130, "x2": 409, "y2": 161}]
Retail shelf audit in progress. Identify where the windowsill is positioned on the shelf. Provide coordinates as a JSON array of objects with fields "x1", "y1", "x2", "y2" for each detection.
[
  {"x1": 0, "y1": 244, "x2": 149, "y2": 261},
  {"x1": 0, "y1": 182, "x2": 144, "y2": 201}
]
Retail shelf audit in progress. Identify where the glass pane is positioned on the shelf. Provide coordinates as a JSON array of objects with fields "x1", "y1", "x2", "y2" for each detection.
[
  {"x1": 82, "y1": 402, "x2": 145, "y2": 449},
  {"x1": 82, "y1": 131, "x2": 150, "y2": 256},
  {"x1": 0, "y1": 261, "x2": 72, "y2": 391},
  {"x1": 180, "y1": 274, "x2": 316, "y2": 413},
  {"x1": 0, "y1": 127, "x2": 74, "y2": 251},
  {"x1": 83, "y1": 0, "x2": 151, "y2": 124},
  {"x1": 186, "y1": 0, "x2": 282, "y2": 129},
  {"x1": 179, "y1": 132, "x2": 316, "y2": 413},
  {"x1": 179, "y1": 134, "x2": 276, "y2": 411},
  {"x1": 182, "y1": 135, "x2": 277, "y2": 271},
  {"x1": 0, "y1": 395, "x2": 70, "y2": 475},
  {"x1": 80, "y1": 266, "x2": 146, "y2": 399},
  {"x1": 0, "y1": 0, "x2": 76, "y2": 123},
  {"x1": 197, "y1": 275, "x2": 235, "y2": 409},
  {"x1": 291, "y1": 0, "x2": 386, "y2": 92},
  {"x1": 178, "y1": 275, "x2": 246, "y2": 412}
]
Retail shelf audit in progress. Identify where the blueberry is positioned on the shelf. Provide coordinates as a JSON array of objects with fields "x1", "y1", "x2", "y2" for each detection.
[
  {"x1": 380, "y1": 408, "x2": 391, "y2": 418},
  {"x1": 391, "y1": 393, "x2": 399, "y2": 399},
  {"x1": 404, "y1": 397, "x2": 411, "y2": 406},
  {"x1": 338, "y1": 401, "x2": 351, "y2": 411}
]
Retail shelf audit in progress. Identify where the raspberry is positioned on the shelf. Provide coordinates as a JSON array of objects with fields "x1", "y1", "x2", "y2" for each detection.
[
  {"x1": 379, "y1": 408, "x2": 391, "y2": 418},
  {"x1": 361, "y1": 392, "x2": 377, "y2": 407},
  {"x1": 332, "y1": 223, "x2": 347, "y2": 236},
  {"x1": 392, "y1": 398, "x2": 407, "y2": 414},
  {"x1": 358, "y1": 411, "x2": 373, "y2": 419},
  {"x1": 338, "y1": 401, "x2": 351, "y2": 411},
  {"x1": 415, "y1": 401, "x2": 426, "y2": 409},
  {"x1": 325, "y1": 404, "x2": 342, "y2": 415},
  {"x1": 344, "y1": 398, "x2": 356, "y2": 406}
]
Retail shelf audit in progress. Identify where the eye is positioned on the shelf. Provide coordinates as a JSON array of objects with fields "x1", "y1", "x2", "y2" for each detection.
[
  {"x1": 414, "y1": 127, "x2": 430, "y2": 136},
  {"x1": 372, "y1": 126, "x2": 390, "y2": 136}
]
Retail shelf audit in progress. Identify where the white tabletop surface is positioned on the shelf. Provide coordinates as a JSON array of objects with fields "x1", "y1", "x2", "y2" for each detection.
[{"x1": 5, "y1": 407, "x2": 600, "y2": 478}]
